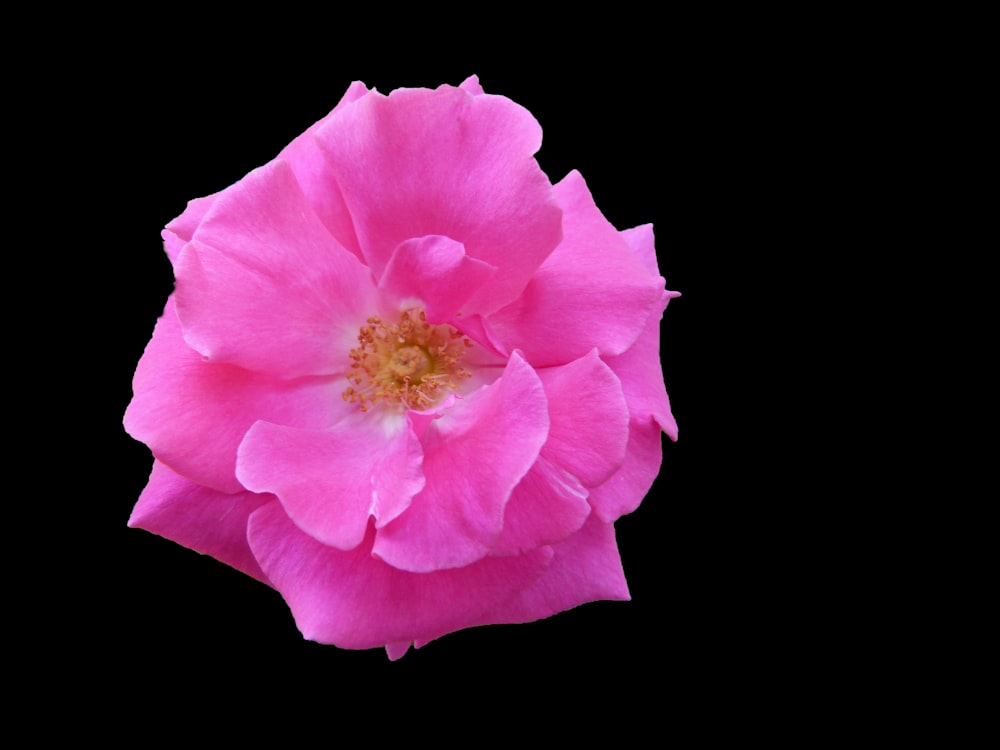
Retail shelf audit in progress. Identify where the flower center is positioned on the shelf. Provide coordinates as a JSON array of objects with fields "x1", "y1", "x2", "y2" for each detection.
[{"x1": 342, "y1": 308, "x2": 472, "y2": 412}]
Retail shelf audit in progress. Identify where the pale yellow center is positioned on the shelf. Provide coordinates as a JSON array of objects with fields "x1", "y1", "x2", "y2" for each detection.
[{"x1": 342, "y1": 308, "x2": 472, "y2": 412}]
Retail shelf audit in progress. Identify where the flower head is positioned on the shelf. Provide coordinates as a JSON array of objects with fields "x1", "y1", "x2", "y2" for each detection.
[{"x1": 125, "y1": 75, "x2": 678, "y2": 659}]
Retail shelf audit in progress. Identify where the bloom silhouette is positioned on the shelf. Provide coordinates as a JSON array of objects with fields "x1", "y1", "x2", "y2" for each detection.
[{"x1": 125, "y1": 75, "x2": 678, "y2": 659}]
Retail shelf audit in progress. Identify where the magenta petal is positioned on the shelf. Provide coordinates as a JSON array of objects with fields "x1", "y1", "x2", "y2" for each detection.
[
  {"x1": 175, "y1": 158, "x2": 376, "y2": 377},
  {"x1": 236, "y1": 415, "x2": 424, "y2": 550},
  {"x1": 492, "y1": 456, "x2": 590, "y2": 556},
  {"x1": 373, "y1": 352, "x2": 549, "y2": 572},
  {"x1": 618, "y1": 223, "x2": 661, "y2": 279},
  {"x1": 129, "y1": 461, "x2": 272, "y2": 584},
  {"x1": 247, "y1": 502, "x2": 552, "y2": 650},
  {"x1": 485, "y1": 170, "x2": 663, "y2": 367},
  {"x1": 276, "y1": 80, "x2": 369, "y2": 260},
  {"x1": 162, "y1": 193, "x2": 217, "y2": 266},
  {"x1": 458, "y1": 74, "x2": 485, "y2": 95},
  {"x1": 378, "y1": 235, "x2": 496, "y2": 324},
  {"x1": 384, "y1": 642, "x2": 411, "y2": 661},
  {"x1": 124, "y1": 297, "x2": 349, "y2": 494},
  {"x1": 315, "y1": 84, "x2": 562, "y2": 314},
  {"x1": 538, "y1": 349, "x2": 630, "y2": 488},
  {"x1": 587, "y1": 419, "x2": 665, "y2": 523},
  {"x1": 485, "y1": 514, "x2": 629, "y2": 625}
]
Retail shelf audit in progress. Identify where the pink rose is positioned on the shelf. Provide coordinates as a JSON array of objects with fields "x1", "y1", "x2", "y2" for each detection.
[{"x1": 125, "y1": 75, "x2": 678, "y2": 659}]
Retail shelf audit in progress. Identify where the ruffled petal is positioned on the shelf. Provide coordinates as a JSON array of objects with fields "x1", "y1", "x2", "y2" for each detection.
[
  {"x1": 176, "y1": 158, "x2": 377, "y2": 378},
  {"x1": 538, "y1": 349, "x2": 630, "y2": 488},
  {"x1": 485, "y1": 514, "x2": 629, "y2": 625},
  {"x1": 128, "y1": 461, "x2": 272, "y2": 584},
  {"x1": 247, "y1": 502, "x2": 552, "y2": 650},
  {"x1": 124, "y1": 297, "x2": 349, "y2": 494},
  {"x1": 458, "y1": 74, "x2": 485, "y2": 96},
  {"x1": 236, "y1": 414, "x2": 424, "y2": 551},
  {"x1": 315, "y1": 83, "x2": 562, "y2": 314},
  {"x1": 492, "y1": 456, "x2": 590, "y2": 556},
  {"x1": 276, "y1": 79, "x2": 369, "y2": 260},
  {"x1": 372, "y1": 352, "x2": 549, "y2": 572},
  {"x1": 587, "y1": 418, "x2": 664, "y2": 523},
  {"x1": 378, "y1": 235, "x2": 495, "y2": 324},
  {"x1": 485, "y1": 170, "x2": 663, "y2": 366},
  {"x1": 162, "y1": 193, "x2": 217, "y2": 266}
]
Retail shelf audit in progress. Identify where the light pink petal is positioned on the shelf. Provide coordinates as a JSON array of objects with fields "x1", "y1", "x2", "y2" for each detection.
[
  {"x1": 619, "y1": 222, "x2": 661, "y2": 278},
  {"x1": 236, "y1": 415, "x2": 424, "y2": 550},
  {"x1": 485, "y1": 514, "x2": 630, "y2": 625},
  {"x1": 586, "y1": 418, "x2": 665, "y2": 523},
  {"x1": 458, "y1": 74, "x2": 485, "y2": 95},
  {"x1": 378, "y1": 235, "x2": 496, "y2": 324},
  {"x1": 162, "y1": 193, "x2": 218, "y2": 266},
  {"x1": 485, "y1": 170, "x2": 663, "y2": 366},
  {"x1": 124, "y1": 297, "x2": 349, "y2": 494},
  {"x1": 176, "y1": 158, "x2": 377, "y2": 378},
  {"x1": 315, "y1": 83, "x2": 562, "y2": 314},
  {"x1": 128, "y1": 461, "x2": 272, "y2": 584},
  {"x1": 538, "y1": 349, "x2": 630, "y2": 488},
  {"x1": 606, "y1": 292, "x2": 679, "y2": 441},
  {"x1": 276, "y1": 79, "x2": 369, "y2": 261},
  {"x1": 492, "y1": 456, "x2": 590, "y2": 556},
  {"x1": 373, "y1": 353, "x2": 549, "y2": 572},
  {"x1": 385, "y1": 642, "x2": 411, "y2": 661},
  {"x1": 247, "y1": 502, "x2": 552, "y2": 650}
]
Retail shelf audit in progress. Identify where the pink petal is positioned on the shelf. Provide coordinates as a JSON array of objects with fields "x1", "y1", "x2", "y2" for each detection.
[
  {"x1": 586, "y1": 418, "x2": 665, "y2": 523},
  {"x1": 618, "y1": 222, "x2": 661, "y2": 278},
  {"x1": 128, "y1": 461, "x2": 272, "y2": 584},
  {"x1": 236, "y1": 414, "x2": 424, "y2": 551},
  {"x1": 276, "y1": 79, "x2": 369, "y2": 261},
  {"x1": 372, "y1": 352, "x2": 549, "y2": 572},
  {"x1": 315, "y1": 83, "x2": 562, "y2": 315},
  {"x1": 175, "y1": 158, "x2": 377, "y2": 378},
  {"x1": 491, "y1": 456, "x2": 590, "y2": 556},
  {"x1": 538, "y1": 349, "x2": 630, "y2": 488},
  {"x1": 124, "y1": 297, "x2": 349, "y2": 494},
  {"x1": 458, "y1": 75, "x2": 485, "y2": 95},
  {"x1": 377, "y1": 235, "x2": 496, "y2": 324},
  {"x1": 485, "y1": 170, "x2": 663, "y2": 367},
  {"x1": 247, "y1": 502, "x2": 552, "y2": 651},
  {"x1": 162, "y1": 193, "x2": 217, "y2": 266},
  {"x1": 485, "y1": 514, "x2": 630, "y2": 625}
]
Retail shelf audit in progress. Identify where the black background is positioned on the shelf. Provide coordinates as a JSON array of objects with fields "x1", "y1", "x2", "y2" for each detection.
[{"x1": 45, "y1": 19, "x2": 786, "y2": 724}]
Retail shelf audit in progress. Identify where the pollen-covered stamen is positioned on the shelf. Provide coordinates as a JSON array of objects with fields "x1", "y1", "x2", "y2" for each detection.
[{"x1": 342, "y1": 308, "x2": 472, "y2": 412}]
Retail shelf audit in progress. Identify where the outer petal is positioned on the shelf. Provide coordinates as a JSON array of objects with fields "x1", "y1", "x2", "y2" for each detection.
[
  {"x1": 236, "y1": 414, "x2": 424, "y2": 551},
  {"x1": 124, "y1": 297, "x2": 349, "y2": 494},
  {"x1": 316, "y1": 83, "x2": 562, "y2": 314},
  {"x1": 162, "y1": 193, "x2": 217, "y2": 266},
  {"x1": 128, "y1": 461, "x2": 272, "y2": 584},
  {"x1": 538, "y1": 349, "x2": 630, "y2": 488},
  {"x1": 485, "y1": 170, "x2": 663, "y2": 366},
  {"x1": 378, "y1": 235, "x2": 495, "y2": 324},
  {"x1": 492, "y1": 456, "x2": 590, "y2": 556},
  {"x1": 484, "y1": 514, "x2": 630, "y2": 625},
  {"x1": 276, "y1": 79, "x2": 369, "y2": 260},
  {"x1": 176, "y1": 158, "x2": 377, "y2": 378},
  {"x1": 247, "y1": 502, "x2": 552, "y2": 650},
  {"x1": 373, "y1": 353, "x2": 549, "y2": 572}
]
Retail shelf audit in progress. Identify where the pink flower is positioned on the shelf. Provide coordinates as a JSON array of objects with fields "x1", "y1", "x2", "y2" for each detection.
[{"x1": 125, "y1": 75, "x2": 678, "y2": 659}]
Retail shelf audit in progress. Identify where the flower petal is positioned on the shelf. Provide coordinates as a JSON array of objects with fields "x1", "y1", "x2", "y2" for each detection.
[
  {"x1": 276, "y1": 79, "x2": 369, "y2": 261},
  {"x1": 315, "y1": 83, "x2": 562, "y2": 314},
  {"x1": 378, "y1": 235, "x2": 495, "y2": 324},
  {"x1": 372, "y1": 352, "x2": 549, "y2": 572},
  {"x1": 236, "y1": 414, "x2": 424, "y2": 551},
  {"x1": 128, "y1": 461, "x2": 272, "y2": 584},
  {"x1": 176, "y1": 158, "x2": 377, "y2": 377},
  {"x1": 124, "y1": 297, "x2": 349, "y2": 494},
  {"x1": 586, "y1": 418, "x2": 665, "y2": 523},
  {"x1": 162, "y1": 193, "x2": 217, "y2": 266},
  {"x1": 491, "y1": 456, "x2": 590, "y2": 556},
  {"x1": 485, "y1": 170, "x2": 663, "y2": 366},
  {"x1": 538, "y1": 349, "x2": 630, "y2": 488},
  {"x1": 247, "y1": 502, "x2": 552, "y2": 650},
  {"x1": 485, "y1": 514, "x2": 630, "y2": 625}
]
